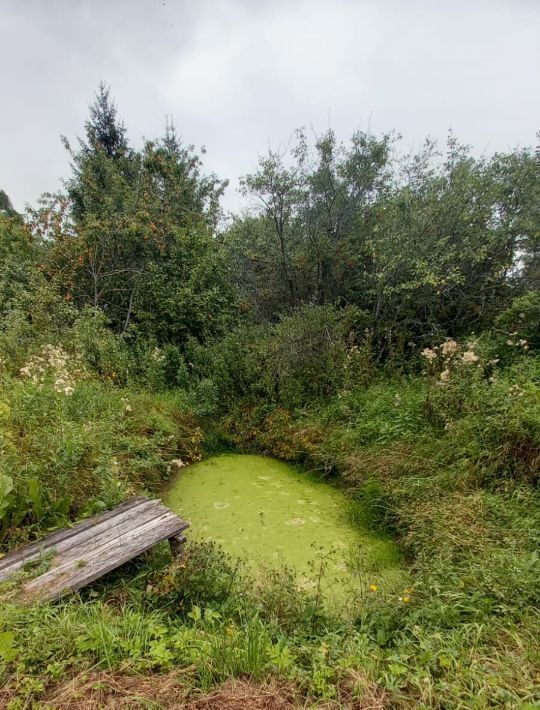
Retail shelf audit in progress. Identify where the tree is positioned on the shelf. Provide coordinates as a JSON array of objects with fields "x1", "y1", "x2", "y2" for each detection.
[
  {"x1": 0, "y1": 190, "x2": 20, "y2": 219},
  {"x1": 232, "y1": 129, "x2": 539, "y2": 354},
  {"x1": 235, "y1": 129, "x2": 393, "y2": 317},
  {"x1": 39, "y1": 87, "x2": 234, "y2": 346}
]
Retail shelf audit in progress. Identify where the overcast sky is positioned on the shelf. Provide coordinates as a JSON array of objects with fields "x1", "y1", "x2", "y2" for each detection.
[{"x1": 1, "y1": 0, "x2": 538, "y2": 213}]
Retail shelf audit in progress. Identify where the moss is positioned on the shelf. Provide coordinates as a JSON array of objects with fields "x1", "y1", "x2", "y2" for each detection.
[{"x1": 165, "y1": 454, "x2": 403, "y2": 607}]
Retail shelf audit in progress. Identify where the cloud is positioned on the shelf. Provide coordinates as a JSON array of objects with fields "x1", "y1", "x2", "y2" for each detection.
[{"x1": 1, "y1": 0, "x2": 538, "y2": 213}]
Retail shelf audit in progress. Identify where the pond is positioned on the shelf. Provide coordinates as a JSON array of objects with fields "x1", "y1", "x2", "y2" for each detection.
[{"x1": 165, "y1": 454, "x2": 403, "y2": 607}]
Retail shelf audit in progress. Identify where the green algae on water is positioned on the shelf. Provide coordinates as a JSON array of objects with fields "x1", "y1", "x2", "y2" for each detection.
[{"x1": 165, "y1": 454, "x2": 402, "y2": 605}]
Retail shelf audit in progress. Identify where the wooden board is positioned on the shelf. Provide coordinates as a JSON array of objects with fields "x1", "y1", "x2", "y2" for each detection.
[{"x1": 0, "y1": 496, "x2": 188, "y2": 602}]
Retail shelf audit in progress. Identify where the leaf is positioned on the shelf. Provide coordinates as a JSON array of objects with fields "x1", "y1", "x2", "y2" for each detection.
[
  {"x1": 187, "y1": 605, "x2": 202, "y2": 622},
  {"x1": 0, "y1": 474, "x2": 14, "y2": 519},
  {"x1": 28, "y1": 478, "x2": 44, "y2": 518},
  {"x1": 0, "y1": 631, "x2": 19, "y2": 662}
]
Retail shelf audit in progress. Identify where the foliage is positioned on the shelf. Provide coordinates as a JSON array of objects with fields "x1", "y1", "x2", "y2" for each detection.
[
  {"x1": 0, "y1": 87, "x2": 538, "y2": 707},
  {"x1": 0, "y1": 190, "x2": 20, "y2": 219},
  {"x1": 493, "y1": 290, "x2": 540, "y2": 355},
  {"x1": 35, "y1": 86, "x2": 235, "y2": 346},
  {"x1": 231, "y1": 131, "x2": 539, "y2": 357},
  {"x1": 0, "y1": 373, "x2": 202, "y2": 545}
]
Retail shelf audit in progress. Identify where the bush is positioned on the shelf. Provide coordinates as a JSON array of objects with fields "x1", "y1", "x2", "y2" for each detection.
[
  {"x1": 146, "y1": 540, "x2": 245, "y2": 614},
  {"x1": 493, "y1": 291, "x2": 540, "y2": 356},
  {"x1": 0, "y1": 377, "x2": 203, "y2": 546}
]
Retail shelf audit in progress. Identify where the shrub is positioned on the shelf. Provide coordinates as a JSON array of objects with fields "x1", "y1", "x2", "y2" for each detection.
[
  {"x1": 146, "y1": 541, "x2": 244, "y2": 614},
  {"x1": 493, "y1": 291, "x2": 540, "y2": 356}
]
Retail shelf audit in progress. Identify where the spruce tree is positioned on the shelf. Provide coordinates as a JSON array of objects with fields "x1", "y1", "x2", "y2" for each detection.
[
  {"x1": 85, "y1": 82, "x2": 128, "y2": 158},
  {"x1": 0, "y1": 190, "x2": 19, "y2": 218}
]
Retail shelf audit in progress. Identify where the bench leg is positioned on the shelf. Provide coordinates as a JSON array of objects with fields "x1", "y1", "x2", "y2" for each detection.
[{"x1": 169, "y1": 534, "x2": 186, "y2": 558}]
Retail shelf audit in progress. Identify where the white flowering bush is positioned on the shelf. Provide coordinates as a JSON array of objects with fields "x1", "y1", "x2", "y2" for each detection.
[
  {"x1": 19, "y1": 344, "x2": 87, "y2": 395},
  {"x1": 421, "y1": 339, "x2": 483, "y2": 385},
  {"x1": 420, "y1": 338, "x2": 491, "y2": 430},
  {"x1": 419, "y1": 336, "x2": 540, "y2": 483},
  {"x1": 494, "y1": 291, "x2": 540, "y2": 357}
]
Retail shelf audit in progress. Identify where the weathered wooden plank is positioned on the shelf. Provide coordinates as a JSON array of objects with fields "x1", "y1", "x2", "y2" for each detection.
[
  {"x1": 23, "y1": 511, "x2": 188, "y2": 602},
  {"x1": 31, "y1": 499, "x2": 170, "y2": 569},
  {"x1": 0, "y1": 496, "x2": 148, "y2": 578},
  {"x1": 0, "y1": 497, "x2": 161, "y2": 583},
  {"x1": 0, "y1": 495, "x2": 189, "y2": 603}
]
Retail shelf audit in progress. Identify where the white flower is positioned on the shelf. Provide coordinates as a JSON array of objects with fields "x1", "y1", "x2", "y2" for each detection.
[
  {"x1": 171, "y1": 459, "x2": 186, "y2": 468},
  {"x1": 151, "y1": 347, "x2": 165, "y2": 363},
  {"x1": 421, "y1": 348, "x2": 437, "y2": 362},
  {"x1": 441, "y1": 340, "x2": 459, "y2": 357},
  {"x1": 19, "y1": 344, "x2": 86, "y2": 395},
  {"x1": 439, "y1": 368, "x2": 451, "y2": 382},
  {"x1": 461, "y1": 350, "x2": 479, "y2": 365}
]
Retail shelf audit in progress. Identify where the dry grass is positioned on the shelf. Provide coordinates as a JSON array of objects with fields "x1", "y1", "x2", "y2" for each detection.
[
  {"x1": 37, "y1": 670, "x2": 191, "y2": 709},
  {"x1": 1, "y1": 672, "x2": 296, "y2": 710},
  {"x1": 188, "y1": 679, "x2": 295, "y2": 709},
  {"x1": 0, "y1": 671, "x2": 389, "y2": 709}
]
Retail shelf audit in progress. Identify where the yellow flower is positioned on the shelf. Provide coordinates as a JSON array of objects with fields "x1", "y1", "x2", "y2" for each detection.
[
  {"x1": 369, "y1": 584, "x2": 378, "y2": 592},
  {"x1": 403, "y1": 595, "x2": 411, "y2": 603}
]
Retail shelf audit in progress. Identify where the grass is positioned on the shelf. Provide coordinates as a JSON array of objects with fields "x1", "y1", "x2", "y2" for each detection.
[{"x1": 0, "y1": 349, "x2": 539, "y2": 707}]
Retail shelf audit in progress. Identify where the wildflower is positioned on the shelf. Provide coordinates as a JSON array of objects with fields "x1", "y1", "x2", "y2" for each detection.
[
  {"x1": 171, "y1": 459, "x2": 185, "y2": 468},
  {"x1": 369, "y1": 584, "x2": 378, "y2": 592},
  {"x1": 441, "y1": 340, "x2": 459, "y2": 357},
  {"x1": 394, "y1": 393, "x2": 402, "y2": 407},
  {"x1": 19, "y1": 344, "x2": 86, "y2": 396},
  {"x1": 461, "y1": 350, "x2": 479, "y2": 365},
  {"x1": 506, "y1": 339, "x2": 514, "y2": 346},
  {"x1": 152, "y1": 347, "x2": 165, "y2": 363},
  {"x1": 421, "y1": 348, "x2": 437, "y2": 362},
  {"x1": 402, "y1": 595, "x2": 411, "y2": 603},
  {"x1": 439, "y1": 368, "x2": 450, "y2": 382}
]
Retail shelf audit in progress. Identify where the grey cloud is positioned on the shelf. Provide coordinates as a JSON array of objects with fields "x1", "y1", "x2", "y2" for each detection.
[{"x1": 1, "y1": 0, "x2": 538, "y2": 213}]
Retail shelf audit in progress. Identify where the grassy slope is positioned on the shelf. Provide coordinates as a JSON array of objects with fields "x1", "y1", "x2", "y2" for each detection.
[{"x1": 0, "y1": 357, "x2": 539, "y2": 708}]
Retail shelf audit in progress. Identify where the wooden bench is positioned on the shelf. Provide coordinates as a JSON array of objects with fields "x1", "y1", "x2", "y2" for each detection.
[{"x1": 0, "y1": 496, "x2": 189, "y2": 603}]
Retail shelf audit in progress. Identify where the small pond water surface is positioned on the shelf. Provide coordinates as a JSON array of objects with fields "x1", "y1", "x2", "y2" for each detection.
[{"x1": 165, "y1": 454, "x2": 402, "y2": 606}]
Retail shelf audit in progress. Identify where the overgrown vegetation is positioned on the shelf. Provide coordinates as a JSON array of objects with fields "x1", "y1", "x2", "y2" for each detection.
[{"x1": 0, "y1": 87, "x2": 538, "y2": 708}]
